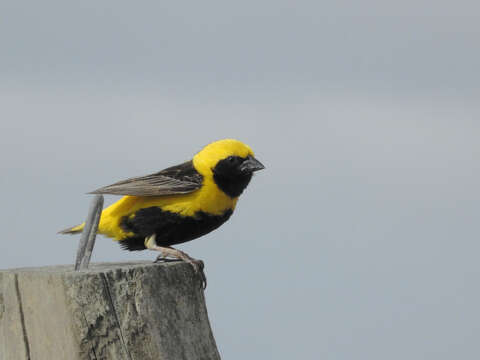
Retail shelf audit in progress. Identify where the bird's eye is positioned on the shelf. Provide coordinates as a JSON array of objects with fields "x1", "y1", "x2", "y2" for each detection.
[{"x1": 228, "y1": 156, "x2": 236, "y2": 163}]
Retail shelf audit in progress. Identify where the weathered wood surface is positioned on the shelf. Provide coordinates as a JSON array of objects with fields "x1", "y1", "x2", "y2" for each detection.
[{"x1": 0, "y1": 262, "x2": 220, "y2": 360}]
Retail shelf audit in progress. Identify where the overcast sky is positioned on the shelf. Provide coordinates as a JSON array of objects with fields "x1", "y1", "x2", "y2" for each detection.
[{"x1": 1, "y1": 1, "x2": 479, "y2": 359}]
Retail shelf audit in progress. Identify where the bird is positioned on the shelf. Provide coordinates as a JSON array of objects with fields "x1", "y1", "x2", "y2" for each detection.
[{"x1": 60, "y1": 139, "x2": 265, "y2": 287}]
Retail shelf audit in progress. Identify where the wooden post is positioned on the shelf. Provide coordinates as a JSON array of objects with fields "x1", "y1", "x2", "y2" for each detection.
[{"x1": 0, "y1": 262, "x2": 220, "y2": 360}]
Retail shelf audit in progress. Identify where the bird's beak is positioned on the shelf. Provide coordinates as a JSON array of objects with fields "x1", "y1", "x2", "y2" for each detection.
[{"x1": 240, "y1": 156, "x2": 265, "y2": 173}]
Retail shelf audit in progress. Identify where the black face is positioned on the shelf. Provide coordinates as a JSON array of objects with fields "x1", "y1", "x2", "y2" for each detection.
[{"x1": 212, "y1": 155, "x2": 264, "y2": 198}]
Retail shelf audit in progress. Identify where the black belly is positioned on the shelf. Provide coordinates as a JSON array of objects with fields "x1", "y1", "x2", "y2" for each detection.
[{"x1": 118, "y1": 206, "x2": 233, "y2": 251}]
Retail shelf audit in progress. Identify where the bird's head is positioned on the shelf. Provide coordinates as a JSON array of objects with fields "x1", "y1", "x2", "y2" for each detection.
[{"x1": 193, "y1": 139, "x2": 265, "y2": 198}]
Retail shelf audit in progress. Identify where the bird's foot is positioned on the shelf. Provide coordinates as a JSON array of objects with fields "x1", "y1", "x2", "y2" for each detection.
[
  {"x1": 154, "y1": 256, "x2": 181, "y2": 263},
  {"x1": 148, "y1": 243, "x2": 207, "y2": 289},
  {"x1": 176, "y1": 254, "x2": 206, "y2": 290},
  {"x1": 187, "y1": 258, "x2": 206, "y2": 289}
]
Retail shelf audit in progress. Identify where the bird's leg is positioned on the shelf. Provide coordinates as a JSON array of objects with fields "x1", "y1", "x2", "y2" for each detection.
[{"x1": 145, "y1": 234, "x2": 206, "y2": 289}]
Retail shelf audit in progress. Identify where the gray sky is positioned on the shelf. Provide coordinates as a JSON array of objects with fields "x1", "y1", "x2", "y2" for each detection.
[{"x1": 1, "y1": 1, "x2": 479, "y2": 359}]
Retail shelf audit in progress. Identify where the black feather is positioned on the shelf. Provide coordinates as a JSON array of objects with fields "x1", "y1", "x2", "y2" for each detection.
[
  {"x1": 212, "y1": 156, "x2": 253, "y2": 198},
  {"x1": 119, "y1": 207, "x2": 233, "y2": 251}
]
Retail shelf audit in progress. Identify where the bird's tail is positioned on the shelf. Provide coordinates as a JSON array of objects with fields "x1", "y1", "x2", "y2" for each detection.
[{"x1": 58, "y1": 223, "x2": 85, "y2": 235}]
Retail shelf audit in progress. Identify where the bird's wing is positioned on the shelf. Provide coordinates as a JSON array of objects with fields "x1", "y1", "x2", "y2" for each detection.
[{"x1": 88, "y1": 160, "x2": 203, "y2": 196}]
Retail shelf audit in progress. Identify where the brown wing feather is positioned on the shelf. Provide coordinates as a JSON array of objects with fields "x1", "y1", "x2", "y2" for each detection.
[{"x1": 88, "y1": 160, "x2": 203, "y2": 196}]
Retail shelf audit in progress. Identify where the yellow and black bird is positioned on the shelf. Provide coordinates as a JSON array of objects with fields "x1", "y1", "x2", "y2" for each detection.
[{"x1": 60, "y1": 139, "x2": 264, "y2": 285}]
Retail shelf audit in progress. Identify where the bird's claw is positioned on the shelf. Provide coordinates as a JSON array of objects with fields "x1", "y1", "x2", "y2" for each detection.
[
  {"x1": 153, "y1": 255, "x2": 206, "y2": 289},
  {"x1": 189, "y1": 259, "x2": 207, "y2": 290},
  {"x1": 154, "y1": 256, "x2": 181, "y2": 263}
]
